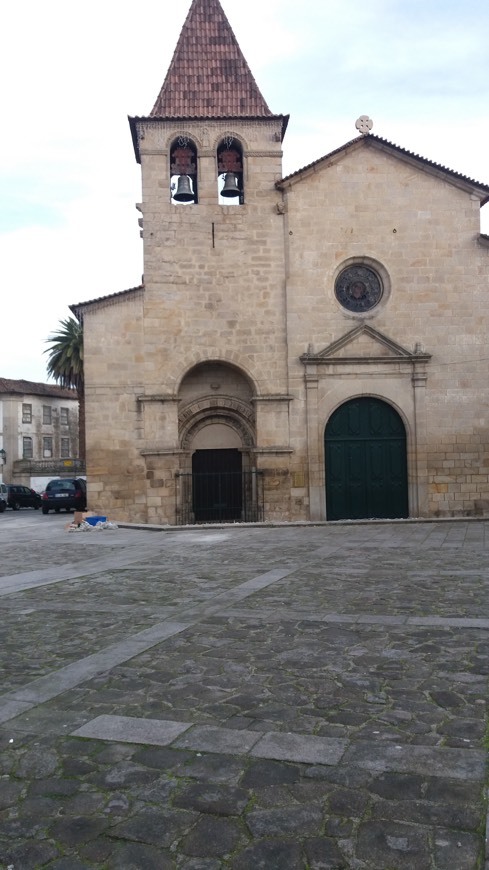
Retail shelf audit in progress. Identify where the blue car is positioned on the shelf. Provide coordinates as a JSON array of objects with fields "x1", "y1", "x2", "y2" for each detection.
[{"x1": 41, "y1": 478, "x2": 87, "y2": 514}]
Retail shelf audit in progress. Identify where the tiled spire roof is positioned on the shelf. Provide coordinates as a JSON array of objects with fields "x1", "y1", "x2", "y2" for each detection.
[{"x1": 150, "y1": 0, "x2": 273, "y2": 118}]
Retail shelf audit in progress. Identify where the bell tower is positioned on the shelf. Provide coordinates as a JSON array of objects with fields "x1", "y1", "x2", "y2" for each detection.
[{"x1": 128, "y1": 0, "x2": 293, "y2": 524}]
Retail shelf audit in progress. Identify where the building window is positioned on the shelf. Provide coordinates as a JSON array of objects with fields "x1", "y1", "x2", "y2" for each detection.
[
  {"x1": 43, "y1": 405, "x2": 52, "y2": 425},
  {"x1": 60, "y1": 438, "x2": 70, "y2": 458},
  {"x1": 60, "y1": 407, "x2": 69, "y2": 425},
  {"x1": 43, "y1": 437, "x2": 53, "y2": 458},
  {"x1": 170, "y1": 136, "x2": 198, "y2": 204},
  {"x1": 22, "y1": 404, "x2": 32, "y2": 423},
  {"x1": 23, "y1": 437, "x2": 33, "y2": 459}
]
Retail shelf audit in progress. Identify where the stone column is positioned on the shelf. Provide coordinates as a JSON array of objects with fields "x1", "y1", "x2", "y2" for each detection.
[
  {"x1": 412, "y1": 365, "x2": 429, "y2": 516},
  {"x1": 304, "y1": 370, "x2": 323, "y2": 520}
]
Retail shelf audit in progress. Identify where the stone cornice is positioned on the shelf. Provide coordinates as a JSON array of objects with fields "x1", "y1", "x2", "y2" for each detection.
[
  {"x1": 140, "y1": 448, "x2": 185, "y2": 456},
  {"x1": 251, "y1": 446, "x2": 294, "y2": 454},
  {"x1": 252, "y1": 395, "x2": 294, "y2": 403},
  {"x1": 137, "y1": 394, "x2": 178, "y2": 403}
]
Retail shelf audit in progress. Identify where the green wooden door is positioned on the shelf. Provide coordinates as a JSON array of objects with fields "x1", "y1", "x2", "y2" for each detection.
[{"x1": 325, "y1": 398, "x2": 408, "y2": 520}]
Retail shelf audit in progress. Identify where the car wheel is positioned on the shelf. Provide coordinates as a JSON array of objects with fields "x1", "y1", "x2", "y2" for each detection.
[
  {"x1": 42, "y1": 507, "x2": 49, "y2": 515},
  {"x1": 0, "y1": 502, "x2": 5, "y2": 513},
  {"x1": 34, "y1": 505, "x2": 40, "y2": 510},
  {"x1": 11, "y1": 501, "x2": 20, "y2": 511}
]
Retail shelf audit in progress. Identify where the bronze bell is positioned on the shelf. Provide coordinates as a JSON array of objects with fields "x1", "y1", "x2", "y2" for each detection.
[
  {"x1": 173, "y1": 174, "x2": 195, "y2": 202},
  {"x1": 221, "y1": 172, "x2": 241, "y2": 198}
]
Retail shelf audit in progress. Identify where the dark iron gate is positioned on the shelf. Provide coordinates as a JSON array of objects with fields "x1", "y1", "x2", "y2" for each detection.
[
  {"x1": 177, "y1": 449, "x2": 264, "y2": 524},
  {"x1": 325, "y1": 397, "x2": 408, "y2": 521}
]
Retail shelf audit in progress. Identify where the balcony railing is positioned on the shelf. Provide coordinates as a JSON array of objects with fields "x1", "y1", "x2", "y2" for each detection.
[{"x1": 13, "y1": 458, "x2": 86, "y2": 477}]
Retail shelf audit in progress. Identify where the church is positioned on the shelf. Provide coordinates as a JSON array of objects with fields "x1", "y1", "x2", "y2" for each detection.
[{"x1": 72, "y1": 0, "x2": 489, "y2": 525}]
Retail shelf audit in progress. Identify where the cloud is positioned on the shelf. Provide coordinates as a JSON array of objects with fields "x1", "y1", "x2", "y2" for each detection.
[{"x1": 1, "y1": 0, "x2": 488, "y2": 382}]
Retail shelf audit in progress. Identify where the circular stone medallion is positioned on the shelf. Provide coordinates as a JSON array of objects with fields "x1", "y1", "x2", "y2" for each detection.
[{"x1": 335, "y1": 265, "x2": 383, "y2": 312}]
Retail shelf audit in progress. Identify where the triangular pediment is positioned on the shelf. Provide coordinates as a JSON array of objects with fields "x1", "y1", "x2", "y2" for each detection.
[
  {"x1": 301, "y1": 324, "x2": 431, "y2": 365},
  {"x1": 278, "y1": 135, "x2": 489, "y2": 204}
]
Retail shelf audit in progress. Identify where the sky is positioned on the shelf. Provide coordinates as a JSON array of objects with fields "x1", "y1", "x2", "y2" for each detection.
[{"x1": 1, "y1": 0, "x2": 488, "y2": 383}]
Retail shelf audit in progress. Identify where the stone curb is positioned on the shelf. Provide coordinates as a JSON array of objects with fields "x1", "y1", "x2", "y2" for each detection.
[{"x1": 118, "y1": 515, "x2": 489, "y2": 532}]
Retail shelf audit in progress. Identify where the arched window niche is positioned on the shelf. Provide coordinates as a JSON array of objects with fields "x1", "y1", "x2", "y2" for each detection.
[
  {"x1": 170, "y1": 136, "x2": 198, "y2": 204},
  {"x1": 217, "y1": 137, "x2": 244, "y2": 205}
]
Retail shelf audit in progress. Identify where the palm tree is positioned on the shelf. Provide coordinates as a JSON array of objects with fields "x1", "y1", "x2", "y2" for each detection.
[{"x1": 44, "y1": 317, "x2": 85, "y2": 461}]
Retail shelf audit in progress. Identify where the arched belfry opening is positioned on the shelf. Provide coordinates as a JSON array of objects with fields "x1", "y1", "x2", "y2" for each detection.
[
  {"x1": 171, "y1": 136, "x2": 198, "y2": 204},
  {"x1": 217, "y1": 137, "x2": 244, "y2": 204},
  {"x1": 176, "y1": 362, "x2": 263, "y2": 523}
]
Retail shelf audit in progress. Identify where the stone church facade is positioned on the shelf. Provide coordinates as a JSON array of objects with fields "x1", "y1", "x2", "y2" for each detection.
[{"x1": 72, "y1": 0, "x2": 489, "y2": 525}]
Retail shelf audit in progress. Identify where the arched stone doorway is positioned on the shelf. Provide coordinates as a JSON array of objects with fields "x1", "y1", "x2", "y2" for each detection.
[
  {"x1": 325, "y1": 397, "x2": 408, "y2": 520},
  {"x1": 178, "y1": 362, "x2": 262, "y2": 523}
]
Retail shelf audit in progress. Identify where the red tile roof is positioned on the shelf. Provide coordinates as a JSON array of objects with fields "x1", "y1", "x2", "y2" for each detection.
[
  {"x1": 150, "y1": 0, "x2": 273, "y2": 118},
  {"x1": 70, "y1": 285, "x2": 144, "y2": 319},
  {"x1": 0, "y1": 378, "x2": 77, "y2": 399}
]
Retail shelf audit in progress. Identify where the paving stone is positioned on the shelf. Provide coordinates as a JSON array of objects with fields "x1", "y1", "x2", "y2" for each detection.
[
  {"x1": 92, "y1": 760, "x2": 163, "y2": 788},
  {"x1": 240, "y1": 759, "x2": 301, "y2": 788},
  {"x1": 132, "y1": 746, "x2": 193, "y2": 770},
  {"x1": 107, "y1": 841, "x2": 174, "y2": 869},
  {"x1": 231, "y1": 840, "x2": 305, "y2": 869},
  {"x1": 0, "y1": 838, "x2": 59, "y2": 869},
  {"x1": 180, "y1": 815, "x2": 244, "y2": 858},
  {"x1": 174, "y1": 753, "x2": 247, "y2": 785},
  {"x1": 327, "y1": 786, "x2": 370, "y2": 818},
  {"x1": 72, "y1": 714, "x2": 191, "y2": 746},
  {"x1": 250, "y1": 732, "x2": 347, "y2": 765},
  {"x1": 356, "y1": 819, "x2": 431, "y2": 868},
  {"x1": 16, "y1": 746, "x2": 59, "y2": 778},
  {"x1": 173, "y1": 783, "x2": 250, "y2": 815},
  {"x1": 304, "y1": 836, "x2": 348, "y2": 869},
  {"x1": 344, "y1": 740, "x2": 485, "y2": 780},
  {"x1": 48, "y1": 814, "x2": 110, "y2": 846},
  {"x1": 28, "y1": 777, "x2": 79, "y2": 797},
  {"x1": 246, "y1": 804, "x2": 323, "y2": 838},
  {"x1": 173, "y1": 724, "x2": 261, "y2": 755},
  {"x1": 432, "y1": 828, "x2": 483, "y2": 869},
  {"x1": 368, "y1": 772, "x2": 425, "y2": 801},
  {"x1": 109, "y1": 806, "x2": 197, "y2": 847},
  {"x1": 0, "y1": 780, "x2": 24, "y2": 809},
  {"x1": 0, "y1": 699, "x2": 35, "y2": 724},
  {"x1": 370, "y1": 795, "x2": 481, "y2": 830},
  {"x1": 77, "y1": 837, "x2": 115, "y2": 863}
]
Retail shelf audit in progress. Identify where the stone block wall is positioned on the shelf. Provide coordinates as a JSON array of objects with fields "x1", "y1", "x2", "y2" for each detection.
[{"x1": 282, "y1": 143, "x2": 489, "y2": 518}]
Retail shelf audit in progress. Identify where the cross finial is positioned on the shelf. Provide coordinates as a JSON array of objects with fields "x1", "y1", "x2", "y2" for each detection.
[{"x1": 355, "y1": 115, "x2": 373, "y2": 136}]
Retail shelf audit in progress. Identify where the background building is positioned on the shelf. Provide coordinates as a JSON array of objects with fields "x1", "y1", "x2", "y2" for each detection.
[
  {"x1": 72, "y1": 0, "x2": 489, "y2": 524},
  {"x1": 0, "y1": 378, "x2": 81, "y2": 490}
]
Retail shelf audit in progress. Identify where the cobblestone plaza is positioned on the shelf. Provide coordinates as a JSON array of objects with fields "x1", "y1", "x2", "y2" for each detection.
[{"x1": 1, "y1": 514, "x2": 488, "y2": 868}]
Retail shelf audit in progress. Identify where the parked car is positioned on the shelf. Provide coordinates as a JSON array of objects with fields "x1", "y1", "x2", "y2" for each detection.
[
  {"x1": 0, "y1": 482, "x2": 7, "y2": 512},
  {"x1": 41, "y1": 478, "x2": 87, "y2": 514},
  {"x1": 6, "y1": 484, "x2": 42, "y2": 510}
]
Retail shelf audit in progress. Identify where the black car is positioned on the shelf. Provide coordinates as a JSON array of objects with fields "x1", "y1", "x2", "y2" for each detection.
[
  {"x1": 41, "y1": 478, "x2": 87, "y2": 514},
  {"x1": 6, "y1": 484, "x2": 42, "y2": 510}
]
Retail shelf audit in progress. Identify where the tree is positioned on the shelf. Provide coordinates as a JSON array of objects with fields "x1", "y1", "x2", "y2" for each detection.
[{"x1": 44, "y1": 317, "x2": 85, "y2": 461}]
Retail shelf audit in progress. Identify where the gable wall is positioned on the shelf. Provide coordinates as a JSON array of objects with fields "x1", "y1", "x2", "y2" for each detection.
[
  {"x1": 82, "y1": 292, "x2": 148, "y2": 519},
  {"x1": 284, "y1": 145, "x2": 489, "y2": 517}
]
